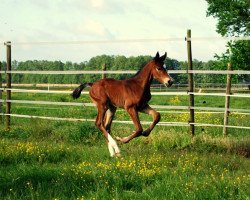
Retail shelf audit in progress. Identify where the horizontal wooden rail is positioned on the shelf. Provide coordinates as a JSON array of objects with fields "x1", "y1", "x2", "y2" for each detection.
[
  {"x1": 1, "y1": 88, "x2": 250, "y2": 98},
  {"x1": 189, "y1": 123, "x2": 250, "y2": 130},
  {"x1": 1, "y1": 113, "x2": 249, "y2": 129},
  {"x1": 1, "y1": 83, "x2": 249, "y2": 88},
  {"x1": 0, "y1": 70, "x2": 250, "y2": 75},
  {"x1": 4, "y1": 35, "x2": 250, "y2": 46},
  {"x1": 0, "y1": 113, "x2": 189, "y2": 126},
  {"x1": 1, "y1": 99, "x2": 250, "y2": 114}
]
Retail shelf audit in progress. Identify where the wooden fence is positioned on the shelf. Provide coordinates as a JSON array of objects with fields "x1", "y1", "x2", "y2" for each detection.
[
  {"x1": 0, "y1": 69, "x2": 249, "y2": 134},
  {"x1": 1, "y1": 30, "x2": 250, "y2": 135}
]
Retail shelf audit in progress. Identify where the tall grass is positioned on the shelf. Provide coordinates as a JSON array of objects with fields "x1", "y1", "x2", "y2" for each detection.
[
  {"x1": 0, "y1": 91, "x2": 249, "y2": 199},
  {"x1": 0, "y1": 119, "x2": 249, "y2": 199}
]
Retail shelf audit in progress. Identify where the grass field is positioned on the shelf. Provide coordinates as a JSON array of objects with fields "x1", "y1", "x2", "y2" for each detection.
[{"x1": 0, "y1": 87, "x2": 250, "y2": 199}]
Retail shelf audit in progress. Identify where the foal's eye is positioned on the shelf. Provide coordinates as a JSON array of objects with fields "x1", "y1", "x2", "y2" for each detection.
[{"x1": 156, "y1": 67, "x2": 161, "y2": 71}]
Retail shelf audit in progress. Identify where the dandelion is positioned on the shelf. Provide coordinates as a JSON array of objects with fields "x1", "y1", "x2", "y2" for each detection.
[
  {"x1": 169, "y1": 96, "x2": 181, "y2": 105},
  {"x1": 76, "y1": 195, "x2": 85, "y2": 200}
]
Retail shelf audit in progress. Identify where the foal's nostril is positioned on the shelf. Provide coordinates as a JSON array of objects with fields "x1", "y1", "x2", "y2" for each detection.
[{"x1": 168, "y1": 80, "x2": 173, "y2": 86}]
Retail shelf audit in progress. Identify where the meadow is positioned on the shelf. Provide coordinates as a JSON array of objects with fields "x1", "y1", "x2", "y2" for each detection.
[{"x1": 0, "y1": 87, "x2": 249, "y2": 199}]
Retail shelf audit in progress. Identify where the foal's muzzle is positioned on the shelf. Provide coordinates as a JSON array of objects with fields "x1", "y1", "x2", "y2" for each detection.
[{"x1": 164, "y1": 80, "x2": 173, "y2": 87}]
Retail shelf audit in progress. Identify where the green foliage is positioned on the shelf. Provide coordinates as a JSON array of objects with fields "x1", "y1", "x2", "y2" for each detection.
[
  {"x1": 206, "y1": 0, "x2": 249, "y2": 37},
  {"x1": 213, "y1": 40, "x2": 250, "y2": 83},
  {"x1": 5, "y1": 54, "x2": 241, "y2": 86},
  {"x1": 9, "y1": 55, "x2": 153, "y2": 84},
  {"x1": 206, "y1": 0, "x2": 250, "y2": 74}
]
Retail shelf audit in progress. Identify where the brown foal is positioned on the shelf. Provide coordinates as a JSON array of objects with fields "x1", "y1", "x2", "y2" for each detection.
[{"x1": 72, "y1": 52, "x2": 173, "y2": 157}]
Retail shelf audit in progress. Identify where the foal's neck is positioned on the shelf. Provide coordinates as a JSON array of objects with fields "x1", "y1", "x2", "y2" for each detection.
[{"x1": 132, "y1": 62, "x2": 153, "y2": 89}]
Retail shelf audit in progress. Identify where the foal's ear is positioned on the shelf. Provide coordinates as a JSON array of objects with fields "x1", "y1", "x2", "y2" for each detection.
[
  {"x1": 159, "y1": 52, "x2": 167, "y2": 62},
  {"x1": 154, "y1": 52, "x2": 160, "y2": 61}
]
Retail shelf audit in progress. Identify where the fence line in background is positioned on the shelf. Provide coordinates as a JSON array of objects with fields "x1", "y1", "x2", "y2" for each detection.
[
  {"x1": 190, "y1": 123, "x2": 250, "y2": 130},
  {"x1": 0, "y1": 113, "x2": 189, "y2": 126},
  {"x1": 3, "y1": 35, "x2": 250, "y2": 46},
  {"x1": 2, "y1": 100, "x2": 250, "y2": 115},
  {"x1": 1, "y1": 70, "x2": 250, "y2": 75},
  {"x1": 0, "y1": 70, "x2": 137, "y2": 75},
  {"x1": 0, "y1": 88, "x2": 249, "y2": 127},
  {"x1": 1, "y1": 99, "x2": 250, "y2": 114},
  {"x1": 1, "y1": 88, "x2": 250, "y2": 98},
  {"x1": 1, "y1": 30, "x2": 250, "y2": 133},
  {"x1": 0, "y1": 83, "x2": 249, "y2": 90},
  {"x1": 1, "y1": 113, "x2": 249, "y2": 130}
]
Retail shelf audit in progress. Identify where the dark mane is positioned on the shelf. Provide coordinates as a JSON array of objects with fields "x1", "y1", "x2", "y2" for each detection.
[
  {"x1": 131, "y1": 67, "x2": 143, "y2": 78},
  {"x1": 130, "y1": 59, "x2": 153, "y2": 78}
]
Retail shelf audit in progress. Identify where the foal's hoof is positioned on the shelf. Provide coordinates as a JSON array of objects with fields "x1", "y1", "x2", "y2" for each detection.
[
  {"x1": 116, "y1": 136, "x2": 129, "y2": 143},
  {"x1": 110, "y1": 152, "x2": 121, "y2": 158},
  {"x1": 115, "y1": 153, "x2": 122, "y2": 157},
  {"x1": 142, "y1": 130, "x2": 150, "y2": 137}
]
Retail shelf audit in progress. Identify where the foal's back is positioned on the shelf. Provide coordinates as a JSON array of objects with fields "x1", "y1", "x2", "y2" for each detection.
[{"x1": 89, "y1": 78, "x2": 144, "y2": 109}]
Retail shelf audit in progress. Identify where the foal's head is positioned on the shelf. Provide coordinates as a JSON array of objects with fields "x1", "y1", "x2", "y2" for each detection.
[{"x1": 151, "y1": 52, "x2": 173, "y2": 87}]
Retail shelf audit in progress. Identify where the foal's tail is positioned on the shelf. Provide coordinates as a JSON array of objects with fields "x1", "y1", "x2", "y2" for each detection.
[{"x1": 71, "y1": 83, "x2": 92, "y2": 99}]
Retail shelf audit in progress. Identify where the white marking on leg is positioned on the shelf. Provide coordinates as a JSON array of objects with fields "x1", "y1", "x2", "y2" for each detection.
[
  {"x1": 108, "y1": 134, "x2": 120, "y2": 156},
  {"x1": 105, "y1": 110, "x2": 112, "y2": 126},
  {"x1": 108, "y1": 143, "x2": 115, "y2": 157}
]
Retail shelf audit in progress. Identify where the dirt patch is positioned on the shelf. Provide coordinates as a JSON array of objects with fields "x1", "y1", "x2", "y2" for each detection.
[{"x1": 237, "y1": 147, "x2": 250, "y2": 158}]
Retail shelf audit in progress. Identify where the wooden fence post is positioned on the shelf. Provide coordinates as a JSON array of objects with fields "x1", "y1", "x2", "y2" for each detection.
[
  {"x1": 5, "y1": 41, "x2": 11, "y2": 130},
  {"x1": 102, "y1": 63, "x2": 106, "y2": 79},
  {"x1": 186, "y1": 29, "x2": 195, "y2": 136},
  {"x1": 223, "y1": 63, "x2": 232, "y2": 136},
  {"x1": 0, "y1": 62, "x2": 2, "y2": 123}
]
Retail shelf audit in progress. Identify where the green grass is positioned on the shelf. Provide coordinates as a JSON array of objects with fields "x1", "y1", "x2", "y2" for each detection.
[
  {"x1": 0, "y1": 89, "x2": 250, "y2": 199},
  {"x1": 0, "y1": 122, "x2": 249, "y2": 200}
]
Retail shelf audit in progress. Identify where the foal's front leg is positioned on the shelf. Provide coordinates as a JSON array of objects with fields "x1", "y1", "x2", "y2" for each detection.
[
  {"x1": 116, "y1": 106, "x2": 143, "y2": 143},
  {"x1": 140, "y1": 105, "x2": 160, "y2": 136}
]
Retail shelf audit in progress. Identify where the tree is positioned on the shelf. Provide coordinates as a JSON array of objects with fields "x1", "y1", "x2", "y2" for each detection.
[
  {"x1": 206, "y1": 0, "x2": 249, "y2": 36},
  {"x1": 206, "y1": 0, "x2": 250, "y2": 82}
]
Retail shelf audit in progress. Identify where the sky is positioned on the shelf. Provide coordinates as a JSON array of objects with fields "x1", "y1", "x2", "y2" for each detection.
[{"x1": 0, "y1": 0, "x2": 228, "y2": 62}]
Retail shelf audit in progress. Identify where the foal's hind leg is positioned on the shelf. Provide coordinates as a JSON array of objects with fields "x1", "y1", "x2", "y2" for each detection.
[
  {"x1": 104, "y1": 105, "x2": 117, "y2": 133},
  {"x1": 140, "y1": 105, "x2": 160, "y2": 136},
  {"x1": 95, "y1": 103, "x2": 120, "y2": 157}
]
